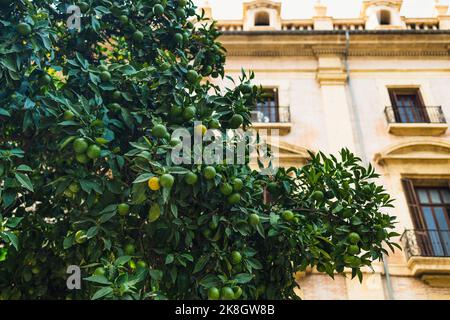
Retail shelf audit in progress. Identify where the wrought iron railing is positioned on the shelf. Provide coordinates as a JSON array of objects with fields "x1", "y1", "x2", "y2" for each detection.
[
  {"x1": 251, "y1": 106, "x2": 291, "y2": 123},
  {"x1": 401, "y1": 229, "x2": 450, "y2": 260},
  {"x1": 385, "y1": 106, "x2": 446, "y2": 124}
]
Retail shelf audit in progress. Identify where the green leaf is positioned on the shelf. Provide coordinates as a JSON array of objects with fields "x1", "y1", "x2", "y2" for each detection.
[
  {"x1": 133, "y1": 173, "x2": 154, "y2": 184},
  {"x1": 16, "y1": 164, "x2": 33, "y2": 172},
  {"x1": 234, "y1": 273, "x2": 254, "y2": 284},
  {"x1": 193, "y1": 255, "x2": 209, "y2": 274},
  {"x1": 165, "y1": 254, "x2": 174, "y2": 264},
  {"x1": 84, "y1": 275, "x2": 112, "y2": 285},
  {"x1": 91, "y1": 286, "x2": 113, "y2": 300},
  {"x1": 1, "y1": 231, "x2": 19, "y2": 250},
  {"x1": 115, "y1": 255, "x2": 132, "y2": 266},
  {"x1": 14, "y1": 172, "x2": 34, "y2": 192}
]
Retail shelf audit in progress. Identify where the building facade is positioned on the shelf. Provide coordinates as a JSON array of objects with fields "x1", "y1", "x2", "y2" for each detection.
[{"x1": 201, "y1": 0, "x2": 450, "y2": 299}]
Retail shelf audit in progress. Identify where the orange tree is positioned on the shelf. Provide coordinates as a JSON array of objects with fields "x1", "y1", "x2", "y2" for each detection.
[{"x1": 0, "y1": 0, "x2": 399, "y2": 300}]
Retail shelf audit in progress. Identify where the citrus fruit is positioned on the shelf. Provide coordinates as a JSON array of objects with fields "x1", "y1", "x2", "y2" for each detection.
[
  {"x1": 209, "y1": 119, "x2": 220, "y2": 129},
  {"x1": 75, "y1": 230, "x2": 87, "y2": 244},
  {"x1": 348, "y1": 232, "x2": 361, "y2": 244},
  {"x1": 118, "y1": 203, "x2": 130, "y2": 216},
  {"x1": 176, "y1": 8, "x2": 186, "y2": 19},
  {"x1": 148, "y1": 177, "x2": 160, "y2": 191},
  {"x1": 63, "y1": 189, "x2": 74, "y2": 198},
  {"x1": 39, "y1": 74, "x2": 51, "y2": 85},
  {"x1": 229, "y1": 114, "x2": 243, "y2": 129},
  {"x1": 100, "y1": 71, "x2": 111, "y2": 82},
  {"x1": 248, "y1": 214, "x2": 260, "y2": 226},
  {"x1": 68, "y1": 182, "x2": 80, "y2": 194},
  {"x1": 184, "y1": 172, "x2": 198, "y2": 185},
  {"x1": 63, "y1": 110, "x2": 75, "y2": 121},
  {"x1": 86, "y1": 145, "x2": 101, "y2": 159},
  {"x1": 220, "y1": 183, "x2": 233, "y2": 196},
  {"x1": 347, "y1": 245, "x2": 360, "y2": 255},
  {"x1": 109, "y1": 103, "x2": 121, "y2": 111},
  {"x1": 311, "y1": 190, "x2": 324, "y2": 202},
  {"x1": 208, "y1": 287, "x2": 220, "y2": 300},
  {"x1": 132, "y1": 30, "x2": 144, "y2": 42},
  {"x1": 186, "y1": 70, "x2": 199, "y2": 83},
  {"x1": 148, "y1": 203, "x2": 161, "y2": 223},
  {"x1": 221, "y1": 287, "x2": 235, "y2": 300},
  {"x1": 233, "y1": 287, "x2": 243, "y2": 299},
  {"x1": 230, "y1": 251, "x2": 242, "y2": 265},
  {"x1": 170, "y1": 105, "x2": 182, "y2": 116},
  {"x1": 194, "y1": 124, "x2": 207, "y2": 136},
  {"x1": 227, "y1": 193, "x2": 241, "y2": 205},
  {"x1": 137, "y1": 260, "x2": 147, "y2": 269},
  {"x1": 118, "y1": 15, "x2": 128, "y2": 24},
  {"x1": 75, "y1": 153, "x2": 90, "y2": 164},
  {"x1": 183, "y1": 106, "x2": 196, "y2": 120},
  {"x1": 124, "y1": 243, "x2": 135, "y2": 255},
  {"x1": 208, "y1": 220, "x2": 218, "y2": 230},
  {"x1": 160, "y1": 173, "x2": 174, "y2": 188},
  {"x1": 282, "y1": 210, "x2": 295, "y2": 222},
  {"x1": 241, "y1": 84, "x2": 252, "y2": 94},
  {"x1": 17, "y1": 22, "x2": 32, "y2": 36},
  {"x1": 178, "y1": 0, "x2": 187, "y2": 6},
  {"x1": 153, "y1": 4, "x2": 164, "y2": 16},
  {"x1": 203, "y1": 166, "x2": 216, "y2": 180},
  {"x1": 344, "y1": 256, "x2": 361, "y2": 268},
  {"x1": 93, "y1": 267, "x2": 105, "y2": 276},
  {"x1": 152, "y1": 124, "x2": 168, "y2": 138},
  {"x1": 202, "y1": 66, "x2": 213, "y2": 76},
  {"x1": 174, "y1": 33, "x2": 183, "y2": 44},
  {"x1": 170, "y1": 138, "x2": 181, "y2": 146},
  {"x1": 112, "y1": 90, "x2": 122, "y2": 101},
  {"x1": 232, "y1": 178, "x2": 243, "y2": 191}
]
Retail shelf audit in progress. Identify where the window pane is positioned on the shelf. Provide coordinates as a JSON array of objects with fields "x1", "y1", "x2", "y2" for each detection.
[
  {"x1": 417, "y1": 189, "x2": 429, "y2": 204},
  {"x1": 434, "y1": 207, "x2": 449, "y2": 231},
  {"x1": 441, "y1": 189, "x2": 450, "y2": 204},
  {"x1": 430, "y1": 190, "x2": 442, "y2": 204},
  {"x1": 422, "y1": 207, "x2": 436, "y2": 229}
]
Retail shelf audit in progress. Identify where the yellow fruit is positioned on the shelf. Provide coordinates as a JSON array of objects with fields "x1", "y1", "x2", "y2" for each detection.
[
  {"x1": 194, "y1": 124, "x2": 207, "y2": 136},
  {"x1": 148, "y1": 177, "x2": 160, "y2": 191}
]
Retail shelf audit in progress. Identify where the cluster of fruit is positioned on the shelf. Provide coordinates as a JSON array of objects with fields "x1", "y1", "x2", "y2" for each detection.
[
  {"x1": 72, "y1": 138, "x2": 101, "y2": 164},
  {"x1": 207, "y1": 285, "x2": 243, "y2": 301}
]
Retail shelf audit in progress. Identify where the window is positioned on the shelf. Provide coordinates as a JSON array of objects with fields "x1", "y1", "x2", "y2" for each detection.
[
  {"x1": 388, "y1": 88, "x2": 429, "y2": 123},
  {"x1": 255, "y1": 11, "x2": 270, "y2": 26},
  {"x1": 379, "y1": 10, "x2": 391, "y2": 25},
  {"x1": 253, "y1": 88, "x2": 279, "y2": 123},
  {"x1": 402, "y1": 179, "x2": 450, "y2": 257}
]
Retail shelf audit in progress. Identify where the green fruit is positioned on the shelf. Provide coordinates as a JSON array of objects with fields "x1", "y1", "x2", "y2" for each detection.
[
  {"x1": 202, "y1": 66, "x2": 213, "y2": 76},
  {"x1": 63, "y1": 110, "x2": 75, "y2": 121},
  {"x1": 183, "y1": 106, "x2": 196, "y2": 120},
  {"x1": 112, "y1": 90, "x2": 122, "y2": 101},
  {"x1": 230, "y1": 251, "x2": 242, "y2": 265},
  {"x1": 208, "y1": 220, "x2": 218, "y2": 230},
  {"x1": 311, "y1": 190, "x2": 324, "y2": 202},
  {"x1": 241, "y1": 84, "x2": 252, "y2": 94},
  {"x1": 124, "y1": 243, "x2": 135, "y2": 255},
  {"x1": 75, "y1": 230, "x2": 87, "y2": 244},
  {"x1": 31, "y1": 266, "x2": 40, "y2": 275},
  {"x1": 152, "y1": 124, "x2": 168, "y2": 138},
  {"x1": 137, "y1": 260, "x2": 147, "y2": 269},
  {"x1": 68, "y1": 182, "x2": 80, "y2": 194},
  {"x1": 118, "y1": 203, "x2": 130, "y2": 216},
  {"x1": 174, "y1": 33, "x2": 183, "y2": 44},
  {"x1": 208, "y1": 287, "x2": 220, "y2": 300},
  {"x1": 153, "y1": 4, "x2": 165, "y2": 16},
  {"x1": 17, "y1": 23, "x2": 32, "y2": 36},
  {"x1": 119, "y1": 15, "x2": 129, "y2": 24},
  {"x1": 109, "y1": 103, "x2": 121, "y2": 111},
  {"x1": 233, "y1": 287, "x2": 243, "y2": 299},
  {"x1": 132, "y1": 30, "x2": 144, "y2": 42},
  {"x1": 170, "y1": 105, "x2": 182, "y2": 116},
  {"x1": 170, "y1": 138, "x2": 181, "y2": 147},
  {"x1": 77, "y1": 1, "x2": 89, "y2": 13},
  {"x1": 178, "y1": 0, "x2": 187, "y2": 6},
  {"x1": 160, "y1": 174, "x2": 175, "y2": 188},
  {"x1": 221, "y1": 287, "x2": 235, "y2": 300},
  {"x1": 282, "y1": 210, "x2": 295, "y2": 222},
  {"x1": 209, "y1": 119, "x2": 220, "y2": 129},
  {"x1": 176, "y1": 8, "x2": 186, "y2": 19},
  {"x1": 73, "y1": 138, "x2": 88, "y2": 154},
  {"x1": 186, "y1": 70, "x2": 199, "y2": 83},
  {"x1": 86, "y1": 145, "x2": 101, "y2": 159},
  {"x1": 203, "y1": 166, "x2": 216, "y2": 180},
  {"x1": 39, "y1": 74, "x2": 51, "y2": 85},
  {"x1": 227, "y1": 193, "x2": 241, "y2": 205},
  {"x1": 248, "y1": 214, "x2": 260, "y2": 226},
  {"x1": 344, "y1": 256, "x2": 361, "y2": 268},
  {"x1": 148, "y1": 203, "x2": 161, "y2": 223},
  {"x1": 347, "y1": 245, "x2": 360, "y2": 255},
  {"x1": 219, "y1": 183, "x2": 233, "y2": 196},
  {"x1": 75, "y1": 153, "x2": 89, "y2": 164},
  {"x1": 348, "y1": 232, "x2": 361, "y2": 244},
  {"x1": 229, "y1": 114, "x2": 243, "y2": 129},
  {"x1": 100, "y1": 71, "x2": 111, "y2": 82},
  {"x1": 232, "y1": 178, "x2": 243, "y2": 191},
  {"x1": 185, "y1": 172, "x2": 198, "y2": 185},
  {"x1": 93, "y1": 267, "x2": 106, "y2": 276}
]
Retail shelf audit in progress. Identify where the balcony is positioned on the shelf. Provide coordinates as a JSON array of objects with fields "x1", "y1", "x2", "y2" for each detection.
[
  {"x1": 251, "y1": 106, "x2": 292, "y2": 136},
  {"x1": 401, "y1": 229, "x2": 450, "y2": 286},
  {"x1": 384, "y1": 106, "x2": 448, "y2": 136}
]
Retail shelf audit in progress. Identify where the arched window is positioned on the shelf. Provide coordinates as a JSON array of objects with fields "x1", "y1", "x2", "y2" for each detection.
[
  {"x1": 255, "y1": 11, "x2": 270, "y2": 26},
  {"x1": 379, "y1": 10, "x2": 391, "y2": 25}
]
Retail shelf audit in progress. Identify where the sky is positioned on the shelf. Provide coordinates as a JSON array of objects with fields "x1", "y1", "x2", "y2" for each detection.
[{"x1": 193, "y1": 0, "x2": 450, "y2": 20}]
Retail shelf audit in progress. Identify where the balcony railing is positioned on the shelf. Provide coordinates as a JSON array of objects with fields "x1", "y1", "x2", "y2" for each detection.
[
  {"x1": 401, "y1": 229, "x2": 450, "y2": 260},
  {"x1": 385, "y1": 106, "x2": 446, "y2": 124},
  {"x1": 251, "y1": 106, "x2": 291, "y2": 123}
]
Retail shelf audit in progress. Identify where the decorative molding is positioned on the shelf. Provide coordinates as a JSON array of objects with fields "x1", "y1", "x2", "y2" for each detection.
[
  {"x1": 387, "y1": 123, "x2": 448, "y2": 136},
  {"x1": 407, "y1": 256, "x2": 450, "y2": 277}
]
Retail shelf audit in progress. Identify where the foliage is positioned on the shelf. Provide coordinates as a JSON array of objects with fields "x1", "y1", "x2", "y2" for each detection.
[{"x1": 0, "y1": 0, "x2": 398, "y2": 300}]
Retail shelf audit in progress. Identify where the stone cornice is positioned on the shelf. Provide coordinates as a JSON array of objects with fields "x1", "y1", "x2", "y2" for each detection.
[{"x1": 219, "y1": 31, "x2": 450, "y2": 57}]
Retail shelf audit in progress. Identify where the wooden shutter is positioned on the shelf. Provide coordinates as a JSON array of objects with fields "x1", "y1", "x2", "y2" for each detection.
[{"x1": 401, "y1": 178, "x2": 426, "y2": 230}]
